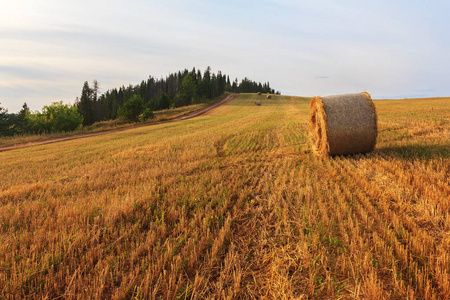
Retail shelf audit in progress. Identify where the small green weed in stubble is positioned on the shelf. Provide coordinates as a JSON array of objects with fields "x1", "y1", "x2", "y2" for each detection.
[{"x1": 0, "y1": 95, "x2": 449, "y2": 299}]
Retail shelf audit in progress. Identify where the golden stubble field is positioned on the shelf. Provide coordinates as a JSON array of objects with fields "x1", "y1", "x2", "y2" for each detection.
[{"x1": 0, "y1": 94, "x2": 449, "y2": 299}]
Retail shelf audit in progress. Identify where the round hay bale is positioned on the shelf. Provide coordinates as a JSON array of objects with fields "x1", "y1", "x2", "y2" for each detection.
[
  {"x1": 309, "y1": 92, "x2": 377, "y2": 156},
  {"x1": 257, "y1": 92, "x2": 261, "y2": 95},
  {"x1": 266, "y1": 94, "x2": 271, "y2": 99},
  {"x1": 255, "y1": 100, "x2": 261, "y2": 106}
]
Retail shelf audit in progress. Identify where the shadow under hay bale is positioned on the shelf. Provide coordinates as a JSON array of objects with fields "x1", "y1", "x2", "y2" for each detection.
[{"x1": 309, "y1": 92, "x2": 377, "y2": 156}]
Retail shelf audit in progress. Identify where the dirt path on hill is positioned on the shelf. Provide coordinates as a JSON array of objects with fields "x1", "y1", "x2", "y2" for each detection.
[{"x1": 0, "y1": 93, "x2": 237, "y2": 153}]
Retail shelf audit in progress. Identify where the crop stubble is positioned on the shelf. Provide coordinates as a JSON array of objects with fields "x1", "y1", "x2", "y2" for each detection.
[{"x1": 0, "y1": 94, "x2": 449, "y2": 299}]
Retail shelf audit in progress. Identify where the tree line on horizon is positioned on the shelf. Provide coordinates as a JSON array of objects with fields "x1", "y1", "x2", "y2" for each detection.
[{"x1": 0, "y1": 67, "x2": 280, "y2": 137}]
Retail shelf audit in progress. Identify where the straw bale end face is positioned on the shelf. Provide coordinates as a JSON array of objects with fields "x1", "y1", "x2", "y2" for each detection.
[
  {"x1": 309, "y1": 96, "x2": 329, "y2": 156},
  {"x1": 309, "y1": 92, "x2": 378, "y2": 156}
]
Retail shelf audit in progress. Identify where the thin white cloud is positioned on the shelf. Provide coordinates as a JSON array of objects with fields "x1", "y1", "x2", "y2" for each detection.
[{"x1": 1, "y1": 0, "x2": 449, "y2": 112}]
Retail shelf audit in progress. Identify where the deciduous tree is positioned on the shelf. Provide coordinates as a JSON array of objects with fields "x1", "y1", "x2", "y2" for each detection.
[
  {"x1": 179, "y1": 74, "x2": 196, "y2": 106},
  {"x1": 118, "y1": 95, "x2": 143, "y2": 122}
]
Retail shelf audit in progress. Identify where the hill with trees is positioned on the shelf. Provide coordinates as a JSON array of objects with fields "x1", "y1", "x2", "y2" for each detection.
[
  {"x1": 0, "y1": 67, "x2": 279, "y2": 136},
  {"x1": 76, "y1": 67, "x2": 279, "y2": 125}
]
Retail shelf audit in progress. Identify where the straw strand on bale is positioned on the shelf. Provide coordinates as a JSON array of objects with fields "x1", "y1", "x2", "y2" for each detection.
[{"x1": 309, "y1": 92, "x2": 377, "y2": 156}]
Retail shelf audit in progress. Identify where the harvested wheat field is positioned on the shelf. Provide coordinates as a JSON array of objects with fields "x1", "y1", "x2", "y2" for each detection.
[{"x1": 0, "y1": 94, "x2": 449, "y2": 299}]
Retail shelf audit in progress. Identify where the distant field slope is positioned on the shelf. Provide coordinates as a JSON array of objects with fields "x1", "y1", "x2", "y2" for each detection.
[{"x1": 0, "y1": 94, "x2": 449, "y2": 299}]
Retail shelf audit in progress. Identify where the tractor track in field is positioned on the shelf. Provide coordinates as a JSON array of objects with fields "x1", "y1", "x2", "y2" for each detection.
[{"x1": 0, "y1": 93, "x2": 237, "y2": 153}]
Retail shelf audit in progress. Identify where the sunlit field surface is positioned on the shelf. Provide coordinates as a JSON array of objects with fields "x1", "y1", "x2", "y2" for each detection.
[{"x1": 0, "y1": 94, "x2": 449, "y2": 299}]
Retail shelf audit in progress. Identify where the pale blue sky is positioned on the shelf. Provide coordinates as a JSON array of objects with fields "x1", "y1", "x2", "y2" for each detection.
[{"x1": 1, "y1": 0, "x2": 449, "y2": 112}]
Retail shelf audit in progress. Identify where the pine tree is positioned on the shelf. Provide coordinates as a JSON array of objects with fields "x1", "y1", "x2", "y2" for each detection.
[
  {"x1": 78, "y1": 81, "x2": 95, "y2": 126},
  {"x1": 211, "y1": 73, "x2": 218, "y2": 98},
  {"x1": 0, "y1": 103, "x2": 9, "y2": 136},
  {"x1": 92, "y1": 80, "x2": 104, "y2": 122},
  {"x1": 159, "y1": 93, "x2": 170, "y2": 110},
  {"x1": 16, "y1": 103, "x2": 30, "y2": 134},
  {"x1": 232, "y1": 78, "x2": 238, "y2": 92},
  {"x1": 92, "y1": 80, "x2": 99, "y2": 102},
  {"x1": 226, "y1": 76, "x2": 231, "y2": 92},
  {"x1": 202, "y1": 66, "x2": 212, "y2": 99}
]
